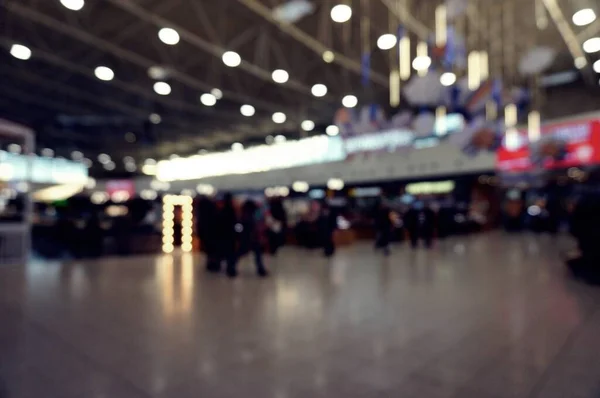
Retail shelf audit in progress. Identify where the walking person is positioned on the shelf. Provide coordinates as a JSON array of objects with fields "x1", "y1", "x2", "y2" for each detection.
[
  {"x1": 236, "y1": 200, "x2": 269, "y2": 278},
  {"x1": 215, "y1": 193, "x2": 239, "y2": 278},
  {"x1": 374, "y1": 200, "x2": 392, "y2": 256},
  {"x1": 318, "y1": 202, "x2": 337, "y2": 257}
]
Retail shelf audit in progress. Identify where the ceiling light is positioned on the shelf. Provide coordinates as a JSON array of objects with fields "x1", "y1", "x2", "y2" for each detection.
[
  {"x1": 10, "y1": 44, "x2": 31, "y2": 60},
  {"x1": 440, "y1": 72, "x2": 457, "y2": 86},
  {"x1": 7, "y1": 144, "x2": 21, "y2": 154},
  {"x1": 274, "y1": 135, "x2": 286, "y2": 143},
  {"x1": 200, "y1": 93, "x2": 217, "y2": 106},
  {"x1": 82, "y1": 158, "x2": 92, "y2": 168},
  {"x1": 198, "y1": 149, "x2": 208, "y2": 155},
  {"x1": 60, "y1": 0, "x2": 84, "y2": 11},
  {"x1": 301, "y1": 120, "x2": 315, "y2": 131},
  {"x1": 125, "y1": 163, "x2": 137, "y2": 172},
  {"x1": 158, "y1": 28, "x2": 180, "y2": 45},
  {"x1": 266, "y1": 135, "x2": 274, "y2": 144},
  {"x1": 104, "y1": 161, "x2": 116, "y2": 171},
  {"x1": 94, "y1": 66, "x2": 114, "y2": 81},
  {"x1": 123, "y1": 156, "x2": 134, "y2": 164},
  {"x1": 71, "y1": 151, "x2": 83, "y2": 160},
  {"x1": 573, "y1": 9, "x2": 596, "y2": 26},
  {"x1": 41, "y1": 148, "x2": 54, "y2": 157},
  {"x1": 311, "y1": 83, "x2": 328, "y2": 97},
  {"x1": 327, "y1": 178, "x2": 344, "y2": 190},
  {"x1": 412, "y1": 56, "x2": 432, "y2": 71},
  {"x1": 153, "y1": 81, "x2": 171, "y2": 95},
  {"x1": 222, "y1": 51, "x2": 241, "y2": 67},
  {"x1": 323, "y1": 50, "x2": 335, "y2": 63},
  {"x1": 331, "y1": 4, "x2": 352, "y2": 23},
  {"x1": 125, "y1": 132, "x2": 136, "y2": 143},
  {"x1": 149, "y1": 113, "x2": 161, "y2": 124},
  {"x1": 211, "y1": 88, "x2": 223, "y2": 99},
  {"x1": 231, "y1": 142, "x2": 244, "y2": 151},
  {"x1": 145, "y1": 158, "x2": 156, "y2": 165},
  {"x1": 98, "y1": 153, "x2": 111, "y2": 164},
  {"x1": 594, "y1": 60, "x2": 600, "y2": 73},
  {"x1": 272, "y1": 112, "x2": 286, "y2": 124},
  {"x1": 148, "y1": 65, "x2": 168, "y2": 80},
  {"x1": 240, "y1": 104, "x2": 255, "y2": 117},
  {"x1": 326, "y1": 125, "x2": 340, "y2": 136},
  {"x1": 574, "y1": 56, "x2": 587, "y2": 69},
  {"x1": 272, "y1": 69, "x2": 289, "y2": 83},
  {"x1": 583, "y1": 37, "x2": 600, "y2": 53},
  {"x1": 377, "y1": 34, "x2": 397, "y2": 50},
  {"x1": 169, "y1": 154, "x2": 179, "y2": 160},
  {"x1": 342, "y1": 94, "x2": 358, "y2": 108}
]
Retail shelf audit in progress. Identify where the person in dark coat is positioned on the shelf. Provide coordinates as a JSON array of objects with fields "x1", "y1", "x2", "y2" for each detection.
[
  {"x1": 236, "y1": 200, "x2": 268, "y2": 278},
  {"x1": 196, "y1": 197, "x2": 220, "y2": 272},
  {"x1": 567, "y1": 195, "x2": 600, "y2": 283},
  {"x1": 374, "y1": 200, "x2": 392, "y2": 256},
  {"x1": 318, "y1": 202, "x2": 337, "y2": 257},
  {"x1": 404, "y1": 201, "x2": 436, "y2": 249},
  {"x1": 216, "y1": 193, "x2": 239, "y2": 278}
]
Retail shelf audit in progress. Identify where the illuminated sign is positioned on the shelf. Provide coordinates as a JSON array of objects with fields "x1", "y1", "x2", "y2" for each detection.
[
  {"x1": 344, "y1": 129, "x2": 414, "y2": 154},
  {"x1": 0, "y1": 152, "x2": 87, "y2": 184},
  {"x1": 406, "y1": 181, "x2": 455, "y2": 195}
]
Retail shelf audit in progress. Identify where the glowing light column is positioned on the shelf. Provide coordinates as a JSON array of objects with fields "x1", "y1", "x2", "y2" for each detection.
[{"x1": 162, "y1": 195, "x2": 194, "y2": 253}]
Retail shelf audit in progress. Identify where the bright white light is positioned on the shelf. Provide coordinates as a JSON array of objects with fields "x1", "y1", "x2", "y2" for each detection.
[
  {"x1": 326, "y1": 125, "x2": 339, "y2": 136},
  {"x1": 272, "y1": 112, "x2": 287, "y2": 124},
  {"x1": 7, "y1": 144, "x2": 21, "y2": 154},
  {"x1": 158, "y1": 28, "x2": 180, "y2": 45},
  {"x1": 222, "y1": 51, "x2": 241, "y2": 67},
  {"x1": 594, "y1": 60, "x2": 600, "y2": 73},
  {"x1": 583, "y1": 37, "x2": 600, "y2": 53},
  {"x1": 574, "y1": 56, "x2": 587, "y2": 69},
  {"x1": 573, "y1": 9, "x2": 596, "y2": 26},
  {"x1": 412, "y1": 56, "x2": 432, "y2": 71},
  {"x1": 200, "y1": 93, "x2": 217, "y2": 106},
  {"x1": 323, "y1": 50, "x2": 335, "y2": 63},
  {"x1": 91, "y1": 192, "x2": 109, "y2": 205},
  {"x1": 104, "y1": 161, "x2": 116, "y2": 171},
  {"x1": 240, "y1": 104, "x2": 255, "y2": 117},
  {"x1": 169, "y1": 154, "x2": 179, "y2": 160},
  {"x1": 331, "y1": 4, "x2": 352, "y2": 23},
  {"x1": 196, "y1": 184, "x2": 215, "y2": 196},
  {"x1": 85, "y1": 177, "x2": 96, "y2": 190},
  {"x1": 145, "y1": 158, "x2": 157, "y2": 166},
  {"x1": 71, "y1": 151, "x2": 83, "y2": 160},
  {"x1": 211, "y1": 88, "x2": 223, "y2": 99},
  {"x1": 125, "y1": 163, "x2": 137, "y2": 172},
  {"x1": 293, "y1": 181, "x2": 309, "y2": 193},
  {"x1": 41, "y1": 148, "x2": 54, "y2": 157},
  {"x1": 231, "y1": 142, "x2": 244, "y2": 151},
  {"x1": 98, "y1": 154, "x2": 111, "y2": 164},
  {"x1": 327, "y1": 178, "x2": 344, "y2": 190},
  {"x1": 60, "y1": 0, "x2": 84, "y2": 11},
  {"x1": 10, "y1": 44, "x2": 31, "y2": 60},
  {"x1": 301, "y1": 120, "x2": 315, "y2": 131},
  {"x1": 153, "y1": 81, "x2": 171, "y2": 95},
  {"x1": 272, "y1": 69, "x2": 289, "y2": 83},
  {"x1": 527, "y1": 205, "x2": 542, "y2": 216},
  {"x1": 377, "y1": 33, "x2": 397, "y2": 50},
  {"x1": 342, "y1": 95, "x2": 358, "y2": 108},
  {"x1": 140, "y1": 189, "x2": 158, "y2": 201},
  {"x1": 149, "y1": 113, "x2": 161, "y2": 124},
  {"x1": 94, "y1": 66, "x2": 114, "y2": 81},
  {"x1": 142, "y1": 164, "x2": 157, "y2": 175},
  {"x1": 440, "y1": 72, "x2": 457, "y2": 86},
  {"x1": 274, "y1": 135, "x2": 286, "y2": 143},
  {"x1": 311, "y1": 83, "x2": 328, "y2": 97}
]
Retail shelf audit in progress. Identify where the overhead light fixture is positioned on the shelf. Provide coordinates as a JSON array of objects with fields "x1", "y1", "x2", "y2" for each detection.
[
  {"x1": 574, "y1": 56, "x2": 587, "y2": 69},
  {"x1": 125, "y1": 162, "x2": 137, "y2": 172},
  {"x1": 10, "y1": 44, "x2": 31, "y2": 60},
  {"x1": 323, "y1": 50, "x2": 335, "y2": 63},
  {"x1": 123, "y1": 156, "x2": 134, "y2": 164},
  {"x1": 149, "y1": 113, "x2": 161, "y2": 124},
  {"x1": 94, "y1": 66, "x2": 114, "y2": 81},
  {"x1": 272, "y1": 69, "x2": 289, "y2": 83},
  {"x1": 41, "y1": 148, "x2": 54, "y2": 157},
  {"x1": 594, "y1": 59, "x2": 600, "y2": 73},
  {"x1": 573, "y1": 9, "x2": 596, "y2": 26},
  {"x1": 274, "y1": 135, "x2": 286, "y2": 143},
  {"x1": 148, "y1": 65, "x2": 168, "y2": 80},
  {"x1": 583, "y1": 37, "x2": 600, "y2": 53},
  {"x1": 145, "y1": 158, "x2": 157, "y2": 166},
  {"x1": 292, "y1": 181, "x2": 310, "y2": 193},
  {"x1": 272, "y1": 112, "x2": 286, "y2": 124},
  {"x1": 98, "y1": 153, "x2": 111, "y2": 164},
  {"x1": 200, "y1": 93, "x2": 217, "y2": 106},
  {"x1": 301, "y1": 120, "x2": 315, "y2": 131},
  {"x1": 153, "y1": 81, "x2": 171, "y2": 95},
  {"x1": 440, "y1": 72, "x2": 456, "y2": 86},
  {"x1": 342, "y1": 95, "x2": 358, "y2": 108},
  {"x1": 158, "y1": 27, "x2": 180, "y2": 45},
  {"x1": 265, "y1": 135, "x2": 274, "y2": 144},
  {"x1": 169, "y1": 154, "x2": 179, "y2": 160},
  {"x1": 330, "y1": 4, "x2": 352, "y2": 23},
  {"x1": 326, "y1": 125, "x2": 339, "y2": 136},
  {"x1": 7, "y1": 144, "x2": 21, "y2": 154},
  {"x1": 82, "y1": 158, "x2": 92, "y2": 168},
  {"x1": 104, "y1": 161, "x2": 116, "y2": 171},
  {"x1": 60, "y1": 0, "x2": 84, "y2": 11},
  {"x1": 412, "y1": 56, "x2": 431, "y2": 72},
  {"x1": 311, "y1": 83, "x2": 327, "y2": 97},
  {"x1": 377, "y1": 34, "x2": 397, "y2": 50},
  {"x1": 125, "y1": 132, "x2": 136, "y2": 143},
  {"x1": 211, "y1": 88, "x2": 223, "y2": 99},
  {"x1": 240, "y1": 104, "x2": 255, "y2": 117},
  {"x1": 399, "y1": 36, "x2": 411, "y2": 80},
  {"x1": 327, "y1": 178, "x2": 344, "y2": 191},
  {"x1": 71, "y1": 151, "x2": 83, "y2": 160},
  {"x1": 231, "y1": 142, "x2": 244, "y2": 151},
  {"x1": 222, "y1": 51, "x2": 241, "y2": 67}
]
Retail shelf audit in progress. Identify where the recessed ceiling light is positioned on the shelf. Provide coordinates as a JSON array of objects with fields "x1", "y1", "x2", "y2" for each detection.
[
  {"x1": 266, "y1": 135, "x2": 274, "y2": 144},
  {"x1": 240, "y1": 104, "x2": 255, "y2": 117},
  {"x1": 331, "y1": 4, "x2": 352, "y2": 23},
  {"x1": 311, "y1": 83, "x2": 328, "y2": 97},
  {"x1": 60, "y1": 0, "x2": 84, "y2": 11},
  {"x1": 323, "y1": 50, "x2": 335, "y2": 63},
  {"x1": 342, "y1": 95, "x2": 358, "y2": 108},
  {"x1": 222, "y1": 51, "x2": 241, "y2": 67},
  {"x1": 231, "y1": 142, "x2": 244, "y2": 151},
  {"x1": 272, "y1": 69, "x2": 289, "y2": 83},
  {"x1": 301, "y1": 120, "x2": 315, "y2": 131},
  {"x1": 594, "y1": 59, "x2": 600, "y2": 73},
  {"x1": 104, "y1": 161, "x2": 116, "y2": 171},
  {"x1": 123, "y1": 156, "x2": 134, "y2": 164},
  {"x1": 7, "y1": 144, "x2": 21, "y2": 154},
  {"x1": 573, "y1": 9, "x2": 596, "y2": 26},
  {"x1": 94, "y1": 66, "x2": 114, "y2": 81},
  {"x1": 169, "y1": 154, "x2": 179, "y2": 160},
  {"x1": 125, "y1": 162, "x2": 137, "y2": 172},
  {"x1": 9, "y1": 44, "x2": 31, "y2": 60},
  {"x1": 274, "y1": 135, "x2": 286, "y2": 143},
  {"x1": 41, "y1": 148, "x2": 54, "y2": 157},
  {"x1": 440, "y1": 72, "x2": 457, "y2": 86},
  {"x1": 71, "y1": 151, "x2": 83, "y2": 160},
  {"x1": 326, "y1": 125, "x2": 340, "y2": 136},
  {"x1": 98, "y1": 153, "x2": 111, "y2": 164},
  {"x1": 125, "y1": 132, "x2": 136, "y2": 143},
  {"x1": 153, "y1": 81, "x2": 171, "y2": 95},
  {"x1": 82, "y1": 158, "x2": 92, "y2": 168},
  {"x1": 148, "y1": 65, "x2": 168, "y2": 80},
  {"x1": 200, "y1": 93, "x2": 217, "y2": 106},
  {"x1": 144, "y1": 158, "x2": 157, "y2": 165},
  {"x1": 211, "y1": 88, "x2": 223, "y2": 99},
  {"x1": 377, "y1": 34, "x2": 397, "y2": 50},
  {"x1": 583, "y1": 37, "x2": 600, "y2": 53},
  {"x1": 272, "y1": 112, "x2": 286, "y2": 123},
  {"x1": 158, "y1": 28, "x2": 180, "y2": 45},
  {"x1": 149, "y1": 113, "x2": 161, "y2": 124},
  {"x1": 412, "y1": 56, "x2": 432, "y2": 71},
  {"x1": 574, "y1": 56, "x2": 587, "y2": 69}
]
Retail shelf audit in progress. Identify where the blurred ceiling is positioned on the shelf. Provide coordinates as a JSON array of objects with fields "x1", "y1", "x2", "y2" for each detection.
[{"x1": 0, "y1": 0, "x2": 598, "y2": 174}]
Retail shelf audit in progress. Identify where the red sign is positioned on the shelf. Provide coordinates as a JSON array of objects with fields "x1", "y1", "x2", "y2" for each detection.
[
  {"x1": 496, "y1": 118, "x2": 600, "y2": 172},
  {"x1": 105, "y1": 180, "x2": 135, "y2": 197}
]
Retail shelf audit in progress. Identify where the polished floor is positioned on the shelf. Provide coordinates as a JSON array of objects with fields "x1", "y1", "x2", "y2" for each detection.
[{"x1": 1, "y1": 232, "x2": 600, "y2": 398}]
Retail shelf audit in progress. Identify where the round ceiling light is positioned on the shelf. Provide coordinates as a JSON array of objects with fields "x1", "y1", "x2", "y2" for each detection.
[
  {"x1": 326, "y1": 125, "x2": 340, "y2": 136},
  {"x1": 158, "y1": 28, "x2": 180, "y2": 45},
  {"x1": 222, "y1": 51, "x2": 241, "y2": 67},
  {"x1": 272, "y1": 69, "x2": 289, "y2": 83},
  {"x1": 231, "y1": 142, "x2": 244, "y2": 151},
  {"x1": 10, "y1": 44, "x2": 31, "y2": 60},
  {"x1": 311, "y1": 83, "x2": 328, "y2": 97},
  {"x1": 41, "y1": 148, "x2": 54, "y2": 157},
  {"x1": 60, "y1": 0, "x2": 84, "y2": 11},
  {"x1": 342, "y1": 94, "x2": 358, "y2": 108},
  {"x1": 272, "y1": 112, "x2": 287, "y2": 124},
  {"x1": 148, "y1": 65, "x2": 168, "y2": 80},
  {"x1": 440, "y1": 72, "x2": 457, "y2": 86},
  {"x1": 94, "y1": 66, "x2": 114, "y2": 81},
  {"x1": 125, "y1": 162, "x2": 137, "y2": 172},
  {"x1": 573, "y1": 9, "x2": 596, "y2": 26},
  {"x1": 149, "y1": 113, "x2": 161, "y2": 124},
  {"x1": 240, "y1": 104, "x2": 255, "y2": 117},
  {"x1": 377, "y1": 34, "x2": 397, "y2": 50},
  {"x1": 153, "y1": 81, "x2": 171, "y2": 95},
  {"x1": 274, "y1": 135, "x2": 286, "y2": 143},
  {"x1": 104, "y1": 161, "x2": 116, "y2": 171},
  {"x1": 211, "y1": 88, "x2": 223, "y2": 99},
  {"x1": 323, "y1": 50, "x2": 335, "y2": 63},
  {"x1": 331, "y1": 4, "x2": 352, "y2": 23},
  {"x1": 594, "y1": 59, "x2": 600, "y2": 73},
  {"x1": 266, "y1": 135, "x2": 274, "y2": 144},
  {"x1": 583, "y1": 37, "x2": 600, "y2": 53},
  {"x1": 301, "y1": 120, "x2": 315, "y2": 131},
  {"x1": 71, "y1": 151, "x2": 83, "y2": 160},
  {"x1": 98, "y1": 153, "x2": 111, "y2": 164},
  {"x1": 574, "y1": 56, "x2": 587, "y2": 69},
  {"x1": 412, "y1": 56, "x2": 432, "y2": 71},
  {"x1": 200, "y1": 93, "x2": 217, "y2": 106}
]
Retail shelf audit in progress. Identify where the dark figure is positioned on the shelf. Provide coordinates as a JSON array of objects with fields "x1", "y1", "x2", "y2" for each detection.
[
  {"x1": 567, "y1": 196, "x2": 600, "y2": 283},
  {"x1": 374, "y1": 201, "x2": 392, "y2": 256},
  {"x1": 404, "y1": 202, "x2": 436, "y2": 249},
  {"x1": 197, "y1": 197, "x2": 220, "y2": 272},
  {"x1": 216, "y1": 193, "x2": 239, "y2": 278},
  {"x1": 83, "y1": 212, "x2": 103, "y2": 258},
  {"x1": 318, "y1": 202, "x2": 337, "y2": 257},
  {"x1": 267, "y1": 198, "x2": 287, "y2": 255},
  {"x1": 236, "y1": 200, "x2": 268, "y2": 278}
]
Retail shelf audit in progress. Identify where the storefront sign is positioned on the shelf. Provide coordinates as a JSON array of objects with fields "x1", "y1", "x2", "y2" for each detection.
[{"x1": 344, "y1": 129, "x2": 414, "y2": 155}]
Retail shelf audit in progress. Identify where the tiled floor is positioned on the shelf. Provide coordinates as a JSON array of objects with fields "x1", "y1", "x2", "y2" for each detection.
[{"x1": 1, "y1": 232, "x2": 600, "y2": 398}]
